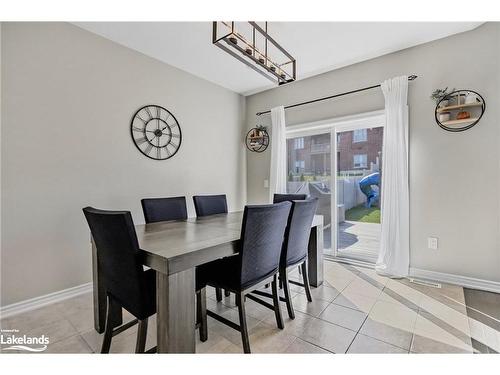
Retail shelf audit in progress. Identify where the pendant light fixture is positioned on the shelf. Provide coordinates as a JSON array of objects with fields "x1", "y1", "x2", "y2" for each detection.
[{"x1": 212, "y1": 21, "x2": 296, "y2": 85}]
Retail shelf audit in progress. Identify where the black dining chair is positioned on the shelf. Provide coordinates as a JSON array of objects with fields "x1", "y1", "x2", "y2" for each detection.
[
  {"x1": 82, "y1": 207, "x2": 156, "y2": 354},
  {"x1": 273, "y1": 193, "x2": 307, "y2": 203},
  {"x1": 195, "y1": 201, "x2": 291, "y2": 353},
  {"x1": 193, "y1": 194, "x2": 228, "y2": 217},
  {"x1": 193, "y1": 194, "x2": 229, "y2": 300},
  {"x1": 278, "y1": 198, "x2": 318, "y2": 319},
  {"x1": 251, "y1": 198, "x2": 318, "y2": 319},
  {"x1": 141, "y1": 196, "x2": 187, "y2": 224}
]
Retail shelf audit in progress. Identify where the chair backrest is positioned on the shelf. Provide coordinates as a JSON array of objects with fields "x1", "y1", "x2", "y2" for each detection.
[
  {"x1": 273, "y1": 193, "x2": 308, "y2": 203},
  {"x1": 82, "y1": 207, "x2": 151, "y2": 317},
  {"x1": 193, "y1": 194, "x2": 228, "y2": 217},
  {"x1": 239, "y1": 201, "x2": 291, "y2": 288},
  {"x1": 281, "y1": 198, "x2": 318, "y2": 268},
  {"x1": 141, "y1": 196, "x2": 187, "y2": 223}
]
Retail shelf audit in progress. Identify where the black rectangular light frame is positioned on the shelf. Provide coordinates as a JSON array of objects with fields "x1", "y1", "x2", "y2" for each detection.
[{"x1": 212, "y1": 21, "x2": 296, "y2": 85}]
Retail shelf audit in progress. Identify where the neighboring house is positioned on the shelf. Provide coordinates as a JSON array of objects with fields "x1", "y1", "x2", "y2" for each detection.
[
  {"x1": 287, "y1": 128, "x2": 383, "y2": 175},
  {"x1": 337, "y1": 127, "x2": 383, "y2": 172},
  {"x1": 287, "y1": 133, "x2": 331, "y2": 175}
]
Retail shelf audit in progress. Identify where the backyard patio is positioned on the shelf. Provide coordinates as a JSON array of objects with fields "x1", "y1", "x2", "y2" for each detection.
[{"x1": 324, "y1": 204, "x2": 381, "y2": 262}]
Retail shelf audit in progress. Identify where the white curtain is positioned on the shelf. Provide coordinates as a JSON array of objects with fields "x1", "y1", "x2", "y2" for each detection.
[
  {"x1": 269, "y1": 106, "x2": 287, "y2": 202},
  {"x1": 376, "y1": 76, "x2": 410, "y2": 278}
]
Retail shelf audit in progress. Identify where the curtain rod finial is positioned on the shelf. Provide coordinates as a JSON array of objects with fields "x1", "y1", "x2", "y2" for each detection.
[{"x1": 408, "y1": 75, "x2": 418, "y2": 80}]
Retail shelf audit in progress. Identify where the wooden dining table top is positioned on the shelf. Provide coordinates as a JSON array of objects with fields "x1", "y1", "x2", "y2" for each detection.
[{"x1": 135, "y1": 211, "x2": 323, "y2": 276}]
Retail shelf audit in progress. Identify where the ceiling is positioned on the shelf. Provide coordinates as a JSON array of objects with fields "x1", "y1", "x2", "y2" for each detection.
[{"x1": 75, "y1": 22, "x2": 482, "y2": 96}]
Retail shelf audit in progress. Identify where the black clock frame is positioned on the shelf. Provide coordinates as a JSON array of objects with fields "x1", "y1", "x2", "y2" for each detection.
[{"x1": 130, "y1": 105, "x2": 182, "y2": 160}]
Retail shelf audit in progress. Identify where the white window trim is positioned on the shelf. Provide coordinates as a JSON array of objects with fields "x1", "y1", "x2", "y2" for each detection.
[{"x1": 285, "y1": 109, "x2": 385, "y2": 139}]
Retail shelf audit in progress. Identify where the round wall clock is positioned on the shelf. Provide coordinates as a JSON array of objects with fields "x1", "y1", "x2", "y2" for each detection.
[{"x1": 130, "y1": 105, "x2": 182, "y2": 160}]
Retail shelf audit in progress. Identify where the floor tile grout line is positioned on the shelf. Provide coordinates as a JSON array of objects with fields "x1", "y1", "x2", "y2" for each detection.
[
  {"x1": 65, "y1": 314, "x2": 84, "y2": 336},
  {"x1": 409, "y1": 332, "x2": 415, "y2": 353},
  {"x1": 80, "y1": 331, "x2": 100, "y2": 353},
  {"x1": 343, "y1": 285, "x2": 382, "y2": 353},
  {"x1": 294, "y1": 336, "x2": 335, "y2": 354},
  {"x1": 77, "y1": 333, "x2": 96, "y2": 354},
  {"x1": 343, "y1": 283, "x2": 415, "y2": 353}
]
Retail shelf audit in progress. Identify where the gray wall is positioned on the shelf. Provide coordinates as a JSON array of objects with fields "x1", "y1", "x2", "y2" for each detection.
[
  {"x1": 1, "y1": 23, "x2": 247, "y2": 306},
  {"x1": 246, "y1": 23, "x2": 500, "y2": 282}
]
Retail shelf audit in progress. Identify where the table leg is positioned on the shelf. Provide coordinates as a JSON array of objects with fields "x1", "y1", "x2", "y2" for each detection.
[
  {"x1": 307, "y1": 224, "x2": 324, "y2": 287},
  {"x1": 92, "y1": 235, "x2": 121, "y2": 333},
  {"x1": 156, "y1": 268, "x2": 196, "y2": 353}
]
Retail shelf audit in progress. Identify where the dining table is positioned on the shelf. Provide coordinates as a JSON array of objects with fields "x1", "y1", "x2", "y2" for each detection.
[{"x1": 91, "y1": 210, "x2": 324, "y2": 353}]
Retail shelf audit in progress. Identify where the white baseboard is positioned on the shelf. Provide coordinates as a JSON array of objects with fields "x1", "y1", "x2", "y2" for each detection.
[
  {"x1": 409, "y1": 268, "x2": 500, "y2": 294},
  {"x1": 0, "y1": 282, "x2": 92, "y2": 319}
]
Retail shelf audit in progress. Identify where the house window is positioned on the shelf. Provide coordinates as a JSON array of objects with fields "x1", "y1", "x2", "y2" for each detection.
[
  {"x1": 294, "y1": 137, "x2": 304, "y2": 149},
  {"x1": 353, "y1": 154, "x2": 367, "y2": 168},
  {"x1": 353, "y1": 129, "x2": 367, "y2": 143},
  {"x1": 294, "y1": 160, "x2": 305, "y2": 172}
]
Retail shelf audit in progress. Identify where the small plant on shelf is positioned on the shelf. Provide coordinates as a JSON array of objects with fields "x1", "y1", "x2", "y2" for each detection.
[
  {"x1": 430, "y1": 87, "x2": 455, "y2": 106},
  {"x1": 256, "y1": 125, "x2": 267, "y2": 134}
]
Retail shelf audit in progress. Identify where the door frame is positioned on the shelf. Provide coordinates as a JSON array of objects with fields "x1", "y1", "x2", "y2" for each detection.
[{"x1": 285, "y1": 110, "x2": 385, "y2": 260}]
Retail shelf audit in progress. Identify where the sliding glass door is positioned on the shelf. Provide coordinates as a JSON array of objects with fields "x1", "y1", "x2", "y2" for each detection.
[{"x1": 286, "y1": 112, "x2": 384, "y2": 264}]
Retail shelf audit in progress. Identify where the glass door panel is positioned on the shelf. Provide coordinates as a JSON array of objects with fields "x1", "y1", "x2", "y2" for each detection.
[
  {"x1": 335, "y1": 126, "x2": 383, "y2": 263},
  {"x1": 286, "y1": 133, "x2": 332, "y2": 255}
]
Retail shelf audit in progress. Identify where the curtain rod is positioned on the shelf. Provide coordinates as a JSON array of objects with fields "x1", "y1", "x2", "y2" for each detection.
[{"x1": 255, "y1": 75, "x2": 418, "y2": 116}]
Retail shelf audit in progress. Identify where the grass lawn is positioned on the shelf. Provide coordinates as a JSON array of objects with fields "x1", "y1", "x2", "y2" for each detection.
[{"x1": 345, "y1": 204, "x2": 381, "y2": 223}]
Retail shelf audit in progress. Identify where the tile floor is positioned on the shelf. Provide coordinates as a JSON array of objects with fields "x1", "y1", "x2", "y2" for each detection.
[{"x1": 1, "y1": 261, "x2": 499, "y2": 354}]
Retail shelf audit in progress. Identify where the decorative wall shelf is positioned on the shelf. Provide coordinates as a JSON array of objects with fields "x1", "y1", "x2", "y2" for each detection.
[
  {"x1": 435, "y1": 90, "x2": 485, "y2": 132},
  {"x1": 436, "y1": 102, "x2": 483, "y2": 113},
  {"x1": 440, "y1": 118, "x2": 480, "y2": 126},
  {"x1": 245, "y1": 127, "x2": 269, "y2": 152}
]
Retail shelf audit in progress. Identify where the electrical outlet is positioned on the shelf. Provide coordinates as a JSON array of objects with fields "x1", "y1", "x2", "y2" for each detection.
[
  {"x1": 264, "y1": 179, "x2": 269, "y2": 188},
  {"x1": 427, "y1": 237, "x2": 438, "y2": 250}
]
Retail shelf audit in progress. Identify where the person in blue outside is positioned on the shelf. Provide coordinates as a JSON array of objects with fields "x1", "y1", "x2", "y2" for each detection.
[{"x1": 358, "y1": 172, "x2": 380, "y2": 208}]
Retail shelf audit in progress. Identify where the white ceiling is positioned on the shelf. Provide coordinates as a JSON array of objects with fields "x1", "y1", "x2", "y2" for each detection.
[{"x1": 75, "y1": 22, "x2": 482, "y2": 96}]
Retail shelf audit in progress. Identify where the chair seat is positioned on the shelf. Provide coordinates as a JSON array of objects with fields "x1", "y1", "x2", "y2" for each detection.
[
  {"x1": 281, "y1": 253, "x2": 307, "y2": 270},
  {"x1": 196, "y1": 255, "x2": 277, "y2": 292},
  {"x1": 196, "y1": 255, "x2": 240, "y2": 291}
]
